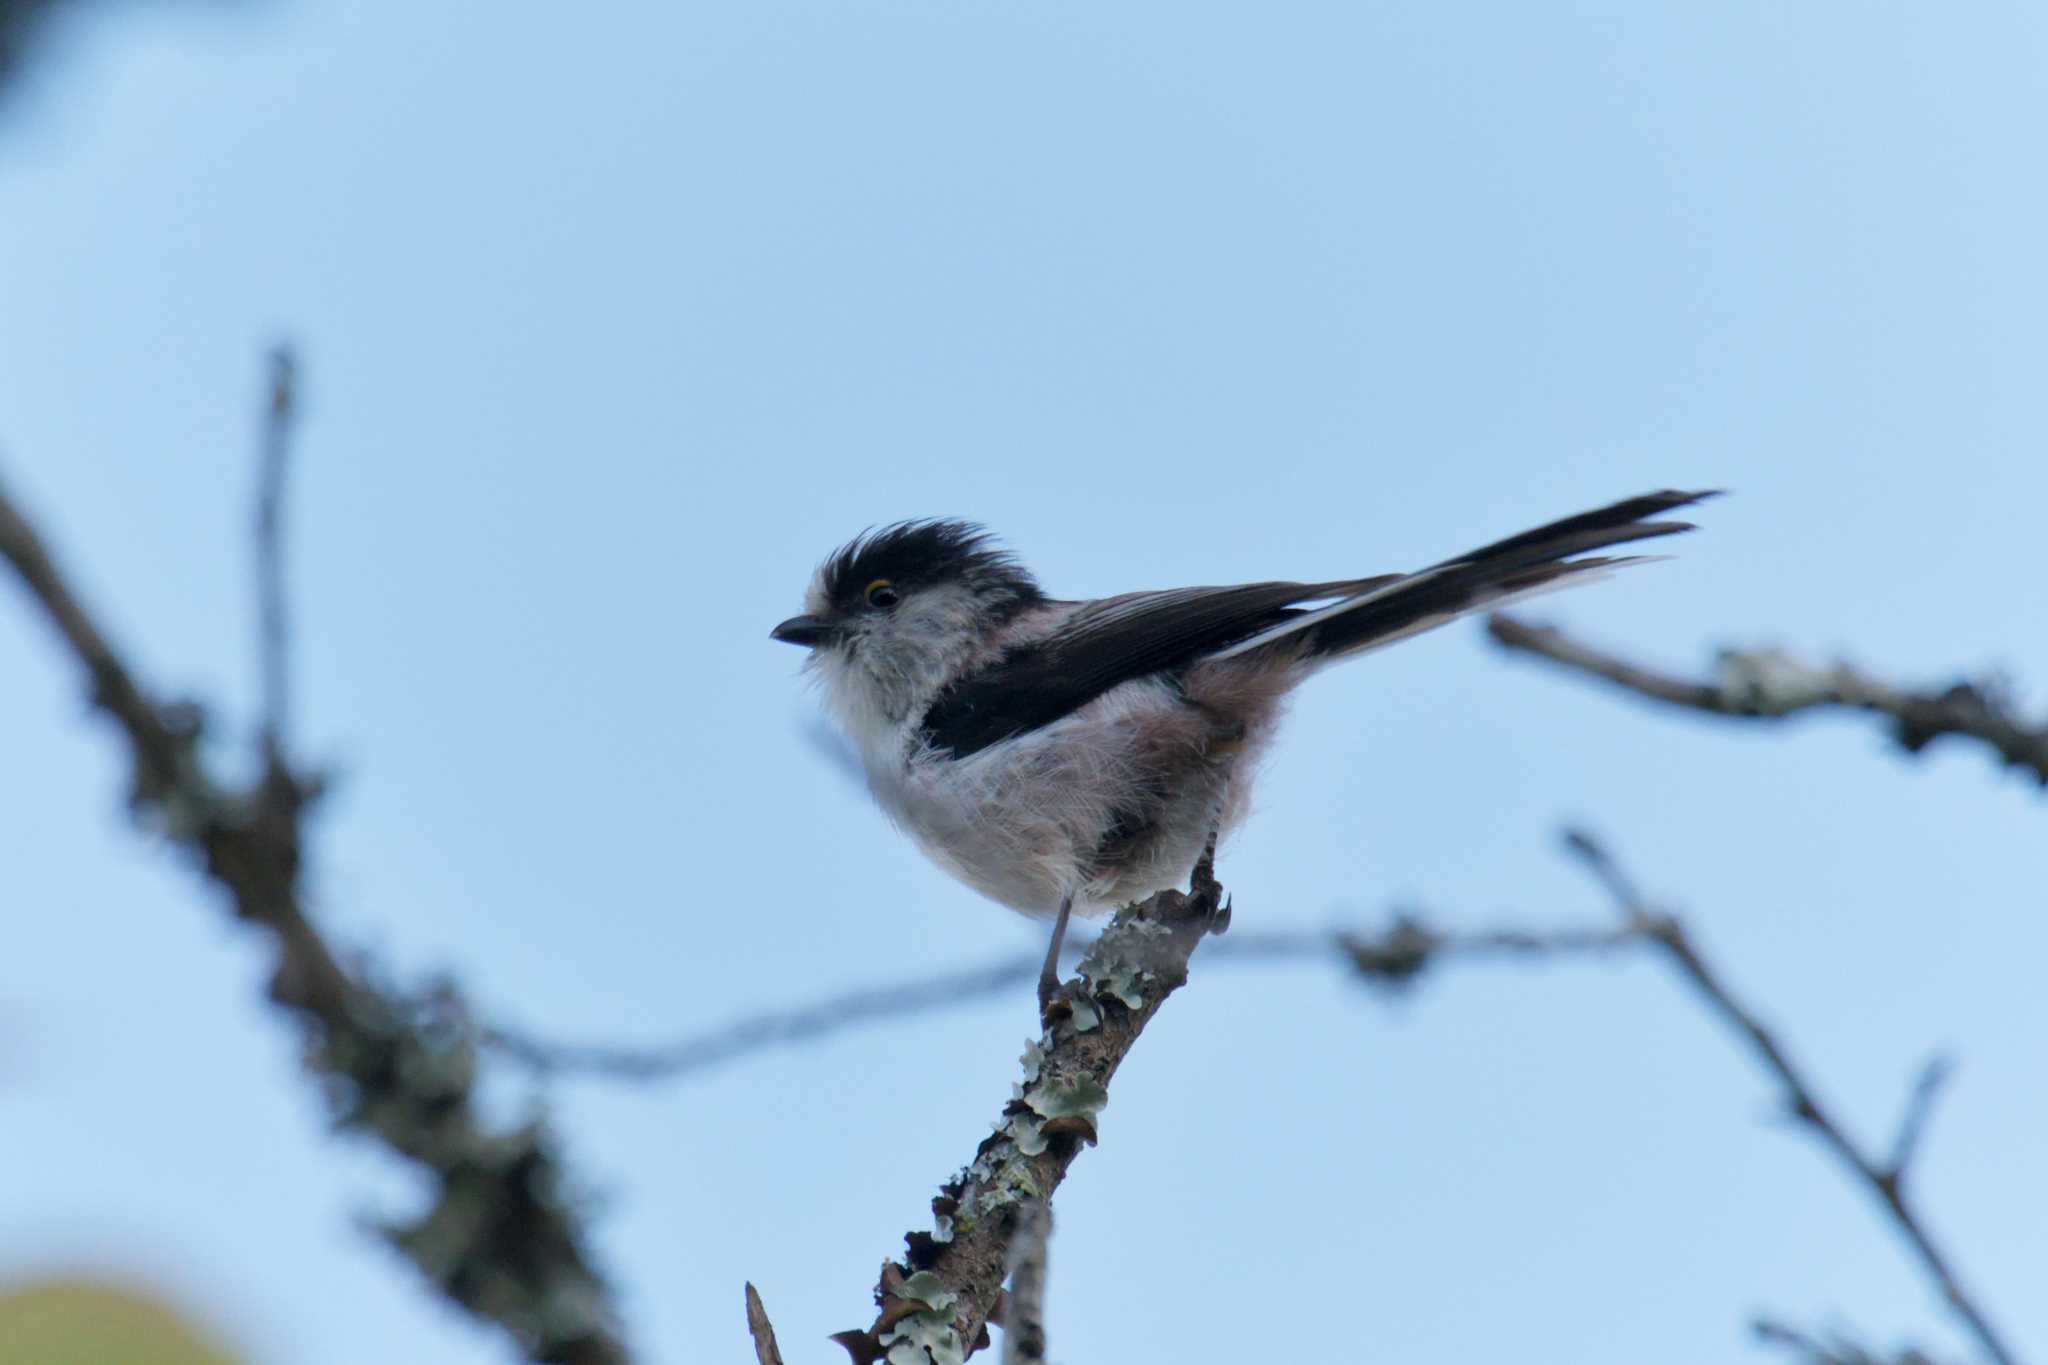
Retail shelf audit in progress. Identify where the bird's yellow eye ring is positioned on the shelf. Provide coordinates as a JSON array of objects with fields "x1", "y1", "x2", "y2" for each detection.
[{"x1": 865, "y1": 579, "x2": 901, "y2": 609}]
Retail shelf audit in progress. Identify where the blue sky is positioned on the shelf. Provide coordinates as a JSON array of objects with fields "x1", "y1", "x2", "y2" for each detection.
[{"x1": 2, "y1": 2, "x2": 2044, "y2": 1361}]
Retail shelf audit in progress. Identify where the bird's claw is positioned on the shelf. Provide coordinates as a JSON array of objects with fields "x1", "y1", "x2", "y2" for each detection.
[
  {"x1": 1038, "y1": 977, "x2": 1072, "y2": 1028},
  {"x1": 1207, "y1": 894, "x2": 1233, "y2": 936}
]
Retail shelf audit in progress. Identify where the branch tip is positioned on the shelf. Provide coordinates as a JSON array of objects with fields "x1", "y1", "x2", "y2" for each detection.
[
  {"x1": 1491, "y1": 613, "x2": 2048, "y2": 787},
  {"x1": 1562, "y1": 835, "x2": 2013, "y2": 1365},
  {"x1": 0, "y1": 367, "x2": 633, "y2": 1364},
  {"x1": 745, "y1": 1283, "x2": 786, "y2": 1365}
]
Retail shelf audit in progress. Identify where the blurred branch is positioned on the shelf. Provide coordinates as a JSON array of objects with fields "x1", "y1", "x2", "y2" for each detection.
[
  {"x1": 1488, "y1": 614, "x2": 2048, "y2": 787},
  {"x1": 999, "y1": 1200, "x2": 1049, "y2": 1365},
  {"x1": 1564, "y1": 831, "x2": 2015, "y2": 1365},
  {"x1": 489, "y1": 952, "x2": 1042, "y2": 1082},
  {"x1": 1886, "y1": 1055, "x2": 1956, "y2": 1182},
  {"x1": 2, "y1": 0, "x2": 229, "y2": 104},
  {"x1": 669, "y1": 837, "x2": 2012, "y2": 1364},
  {"x1": 254, "y1": 342, "x2": 297, "y2": 761},
  {"x1": 0, "y1": 0, "x2": 61, "y2": 95},
  {"x1": 0, "y1": 353, "x2": 631, "y2": 1365},
  {"x1": 487, "y1": 922, "x2": 1643, "y2": 1085},
  {"x1": 1755, "y1": 1318, "x2": 1952, "y2": 1365},
  {"x1": 822, "y1": 853, "x2": 1226, "y2": 1365}
]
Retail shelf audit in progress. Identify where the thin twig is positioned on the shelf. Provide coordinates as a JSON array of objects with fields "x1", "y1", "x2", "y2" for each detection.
[
  {"x1": 0, "y1": 361, "x2": 631, "y2": 1365},
  {"x1": 255, "y1": 342, "x2": 297, "y2": 763},
  {"x1": 1000, "y1": 1200, "x2": 1050, "y2": 1365},
  {"x1": 1888, "y1": 1056, "x2": 1956, "y2": 1188},
  {"x1": 488, "y1": 921, "x2": 1645, "y2": 1085},
  {"x1": 745, "y1": 1283, "x2": 787, "y2": 1365},
  {"x1": 1489, "y1": 615, "x2": 2048, "y2": 787},
  {"x1": 1755, "y1": 1317, "x2": 1950, "y2": 1365},
  {"x1": 500, "y1": 823, "x2": 2010, "y2": 1365},
  {"x1": 488, "y1": 953, "x2": 1041, "y2": 1081},
  {"x1": 1563, "y1": 830, "x2": 2016, "y2": 1365},
  {"x1": 630, "y1": 836, "x2": 2008, "y2": 1364}
]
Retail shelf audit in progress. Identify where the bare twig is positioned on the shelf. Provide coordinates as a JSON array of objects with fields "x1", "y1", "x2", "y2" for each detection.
[
  {"x1": 488, "y1": 953, "x2": 1042, "y2": 1081},
  {"x1": 824, "y1": 853, "x2": 1225, "y2": 1364},
  {"x1": 1489, "y1": 615, "x2": 2048, "y2": 787},
  {"x1": 255, "y1": 342, "x2": 298, "y2": 762},
  {"x1": 1887, "y1": 1056, "x2": 1956, "y2": 1187},
  {"x1": 492, "y1": 825, "x2": 2012, "y2": 1365},
  {"x1": 0, "y1": 360, "x2": 631, "y2": 1364},
  {"x1": 1755, "y1": 1317, "x2": 1950, "y2": 1365},
  {"x1": 1563, "y1": 831, "x2": 2016, "y2": 1365},
  {"x1": 503, "y1": 845, "x2": 2010, "y2": 1362},
  {"x1": 745, "y1": 1283, "x2": 787, "y2": 1365},
  {"x1": 1334, "y1": 915, "x2": 1640, "y2": 982},
  {"x1": 489, "y1": 922, "x2": 1646, "y2": 1085},
  {"x1": 999, "y1": 1201, "x2": 1050, "y2": 1365}
]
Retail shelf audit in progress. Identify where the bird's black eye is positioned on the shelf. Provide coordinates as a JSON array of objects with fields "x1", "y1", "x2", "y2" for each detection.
[{"x1": 865, "y1": 578, "x2": 901, "y2": 609}]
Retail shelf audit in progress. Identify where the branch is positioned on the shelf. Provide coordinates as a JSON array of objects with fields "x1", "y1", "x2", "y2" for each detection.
[
  {"x1": 489, "y1": 922, "x2": 1644, "y2": 1085},
  {"x1": 746, "y1": 1284, "x2": 787, "y2": 1365},
  {"x1": 0, "y1": 360, "x2": 632, "y2": 1364},
  {"x1": 823, "y1": 854, "x2": 1226, "y2": 1364},
  {"x1": 1755, "y1": 1317, "x2": 1953, "y2": 1365},
  {"x1": 1564, "y1": 831, "x2": 2016, "y2": 1365},
  {"x1": 1887, "y1": 1055, "x2": 1955, "y2": 1185},
  {"x1": 502, "y1": 823, "x2": 2007, "y2": 1364},
  {"x1": 488, "y1": 952, "x2": 1043, "y2": 1082},
  {"x1": 675, "y1": 851, "x2": 2010, "y2": 1364},
  {"x1": 255, "y1": 341, "x2": 297, "y2": 762},
  {"x1": 999, "y1": 1201, "x2": 1049, "y2": 1365},
  {"x1": 1488, "y1": 615, "x2": 2048, "y2": 787}
]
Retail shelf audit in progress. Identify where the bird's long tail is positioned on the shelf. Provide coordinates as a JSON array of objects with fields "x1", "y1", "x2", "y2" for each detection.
[{"x1": 1214, "y1": 488, "x2": 1720, "y2": 665}]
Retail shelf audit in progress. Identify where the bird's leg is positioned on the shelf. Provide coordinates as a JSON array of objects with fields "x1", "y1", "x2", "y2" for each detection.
[
  {"x1": 1038, "y1": 893, "x2": 1074, "y2": 1018},
  {"x1": 1190, "y1": 827, "x2": 1230, "y2": 935},
  {"x1": 1192, "y1": 780, "x2": 1232, "y2": 934}
]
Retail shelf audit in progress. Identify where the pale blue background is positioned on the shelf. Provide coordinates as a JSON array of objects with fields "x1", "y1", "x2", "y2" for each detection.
[{"x1": 3, "y1": 3, "x2": 2045, "y2": 1362}]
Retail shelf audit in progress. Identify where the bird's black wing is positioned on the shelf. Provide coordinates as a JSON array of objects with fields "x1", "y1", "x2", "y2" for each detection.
[
  {"x1": 917, "y1": 579, "x2": 1382, "y2": 758},
  {"x1": 918, "y1": 489, "x2": 1720, "y2": 760}
]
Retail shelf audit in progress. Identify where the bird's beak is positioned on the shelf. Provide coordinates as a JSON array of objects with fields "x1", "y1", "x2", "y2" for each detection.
[{"x1": 770, "y1": 614, "x2": 836, "y2": 648}]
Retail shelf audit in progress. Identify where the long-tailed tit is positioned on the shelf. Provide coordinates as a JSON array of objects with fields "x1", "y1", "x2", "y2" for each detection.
[{"x1": 774, "y1": 490, "x2": 1714, "y2": 1010}]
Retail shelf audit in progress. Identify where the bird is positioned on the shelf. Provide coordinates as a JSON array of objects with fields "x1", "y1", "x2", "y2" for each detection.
[{"x1": 773, "y1": 489, "x2": 1715, "y2": 1012}]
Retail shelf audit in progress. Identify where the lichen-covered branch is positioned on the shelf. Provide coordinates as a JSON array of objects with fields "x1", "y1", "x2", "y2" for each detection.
[
  {"x1": 0, "y1": 365, "x2": 631, "y2": 1365},
  {"x1": 1488, "y1": 614, "x2": 2048, "y2": 787},
  {"x1": 701, "y1": 844, "x2": 2014, "y2": 1365},
  {"x1": 746, "y1": 1283, "x2": 787, "y2": 1365},
  {"x1": 1563, "y1": 832, "x2": 2017, "y2": 1365},
  {"x1": 821, "y1": 859, "x2": 1224, "y2": 1365}
]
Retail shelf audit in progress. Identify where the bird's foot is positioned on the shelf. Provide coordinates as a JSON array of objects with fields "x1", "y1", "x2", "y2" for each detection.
[
  {"x1": 1037, "y1": 972, "x2": 1072, "y2": 1029},
  {"x1": 1206, "y1": 894, "x2": 1233, "y2": 936}
]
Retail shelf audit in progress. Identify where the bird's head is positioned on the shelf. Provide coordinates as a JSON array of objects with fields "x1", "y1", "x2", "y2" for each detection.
[{"x1": 773, "y1": 520, "x2": 1044, "y2": 724}]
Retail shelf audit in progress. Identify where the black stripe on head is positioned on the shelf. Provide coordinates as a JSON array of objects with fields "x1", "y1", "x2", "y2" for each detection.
[{"x1": 820, "y1": 520, "x2": 1044, "y2": 617}]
